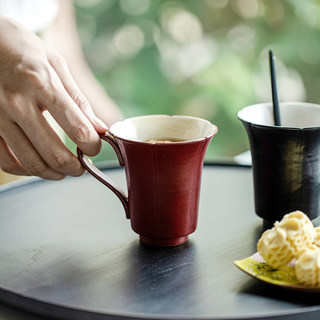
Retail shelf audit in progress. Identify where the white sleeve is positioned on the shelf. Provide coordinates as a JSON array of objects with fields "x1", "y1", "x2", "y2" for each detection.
[{"x1": 0, "y1": 0, "x2": 59, "y2": 33}]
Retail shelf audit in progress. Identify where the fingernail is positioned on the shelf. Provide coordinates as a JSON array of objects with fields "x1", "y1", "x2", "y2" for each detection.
[{"x1": 92, "y1": 116, "x2": 108, "y2": 133}]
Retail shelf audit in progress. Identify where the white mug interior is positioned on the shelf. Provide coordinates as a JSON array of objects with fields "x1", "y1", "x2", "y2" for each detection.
[
  {"x1": 109, "y1": 115, "x2": 217, "y2": 142},
  {"x1": 238, "y1": 102, "x2": 320, "y2": 128}
]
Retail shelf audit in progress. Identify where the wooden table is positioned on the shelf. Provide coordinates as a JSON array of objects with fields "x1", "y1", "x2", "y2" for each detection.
[{"x1": 1, "y1": 163, "x2": 320, "y2": 320}]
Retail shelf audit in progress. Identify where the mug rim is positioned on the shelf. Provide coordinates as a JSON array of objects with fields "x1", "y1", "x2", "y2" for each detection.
[
  {"x1": 109, "y1": 114, "x2": 218, "y2": 144},
  {"x1": 237, "y1": 102, "x2": 320, "y2": 130}
]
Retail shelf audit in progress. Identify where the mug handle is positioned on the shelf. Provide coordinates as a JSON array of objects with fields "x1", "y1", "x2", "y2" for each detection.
[{"x1": 77, "y1": 132, "x2": 129, "y2": 219}]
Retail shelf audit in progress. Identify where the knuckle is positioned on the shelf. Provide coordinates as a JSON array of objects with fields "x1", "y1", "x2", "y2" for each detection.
[
  {"x1": 25, "y1": 160, "x2": 48, "y2": 177},
  {"x1": 72, "y1": 92, "x2": 92, "y2": 117},
  {"x1": 16, "y1": 61, "x2": 59, "y2": 105},
  {"x1": 4, "y1": 94, "x2": 35, "y2": 127},
  {"x1": 27, "y1": 70, "x2": 46, "y2": 90},
  {"x1": 69, "y1": 123, "x2": 100, "y2": 156},
  {"x1": 46, "y1": 152, "x2": 84, "y2": 177},
  {"x1": 17, "y1": 62, "x2": 47, "y2": 89},
  {"x1": 71, "y1": 123, "x2": 94, "y2": 145},
  {"x1": 49, "y1": 51, "x2": 67, "y2": 67},
  {"x1": 74, "y1": 93, "x2": 90, "y2": 110},
  {"x1": 5, "y1": 94, "x2": 25, "y2": 117},
  {"x1": 47, "y1": 153, "x2": 71, "y2": 171},
  {"x1": 43, "y1": 89, "x2": 58, "y2": 107}
]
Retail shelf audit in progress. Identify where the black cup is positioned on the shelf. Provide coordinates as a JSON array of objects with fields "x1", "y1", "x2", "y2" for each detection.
[{"x1": 238, "y1": 102, "x2": 320, "y2": 228}]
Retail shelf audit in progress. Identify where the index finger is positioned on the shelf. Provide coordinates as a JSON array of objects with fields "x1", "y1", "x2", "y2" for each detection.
[
  {"x1": 39, "y1": 71, "x2": 101, "y2": 156},
  {"x1": 47, "y1": 51, "x2": 109, "y2": 133}
]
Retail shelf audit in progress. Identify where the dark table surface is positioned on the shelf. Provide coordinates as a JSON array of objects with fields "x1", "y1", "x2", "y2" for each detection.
[{"x1": 1, "y1": 163, "x2": 320, "y2": 320}]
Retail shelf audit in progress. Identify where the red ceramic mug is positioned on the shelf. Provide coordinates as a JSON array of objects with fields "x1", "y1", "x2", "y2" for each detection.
[{"x1": 77, "y1": 115, "x2": 218, "y2": 246}]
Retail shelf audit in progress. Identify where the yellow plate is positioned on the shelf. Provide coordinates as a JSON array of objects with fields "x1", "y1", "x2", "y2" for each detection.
[{"x1": 234, "y1": 252, "x2": 320, "y2": 292}]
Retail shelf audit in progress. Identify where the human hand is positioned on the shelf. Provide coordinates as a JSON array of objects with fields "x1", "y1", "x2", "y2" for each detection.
[{"x1": 0, "y1": 15, "x2": 108, "y2": 180}]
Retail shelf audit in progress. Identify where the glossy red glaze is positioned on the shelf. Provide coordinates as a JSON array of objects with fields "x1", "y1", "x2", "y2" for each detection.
[
  {"x1": 115, "y1": 137, "x2": 213, "y2": 246},
  {"x1": 78, "y1": 116, "x2": 217, "y2": 246}
]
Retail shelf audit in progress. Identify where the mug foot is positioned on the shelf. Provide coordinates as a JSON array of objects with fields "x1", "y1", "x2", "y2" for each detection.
[{"x1": 139, "y1": 235, "x2": 188, "y2": 246}]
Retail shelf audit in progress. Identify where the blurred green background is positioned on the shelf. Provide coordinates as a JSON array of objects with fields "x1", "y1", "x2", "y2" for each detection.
[{"x1": 73, "y1": 0, "x2": 320, "y2": 162}]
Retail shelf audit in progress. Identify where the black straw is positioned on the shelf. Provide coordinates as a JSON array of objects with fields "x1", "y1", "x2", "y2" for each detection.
[{"x1": 268, "y1": 50, "x2": 281, "y2": 126}]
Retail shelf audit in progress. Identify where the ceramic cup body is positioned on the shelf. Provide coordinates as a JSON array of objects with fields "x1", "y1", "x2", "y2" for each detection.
[
  {"x1": 78, "y1": 115, "x2": 218, "y2": 246},
  {"x1": 238, "y1": 102, "x2": 320, "y2": 228}
]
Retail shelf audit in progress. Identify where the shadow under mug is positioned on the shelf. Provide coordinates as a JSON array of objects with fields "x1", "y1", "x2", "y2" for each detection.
[
  {"x1": 77, "y1": 115, "x2": 218, "y2": 246},
  {"x1": 238, "y1": 102, "x2": 320, "y2": 229}
]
